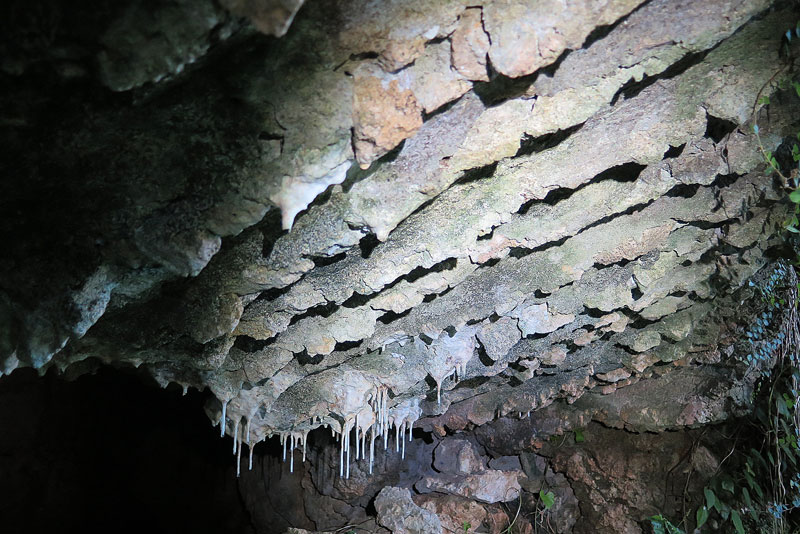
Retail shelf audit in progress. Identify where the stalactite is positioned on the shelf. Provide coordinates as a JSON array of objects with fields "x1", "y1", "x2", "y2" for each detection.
[
  {"x1": 354, "y1": 413, "x2": 359, "y2": 461},
  {"x1": 290, "y1": 434, "x2": 294, "y2": 473},
  {"x1": 401, "y1": 422, "x2": 406, "y2": 459},
  {"x1": 339, "y1": 427, "x2": 344, "y2": 478},
  {"x1": 216, "y1": 385, "x2": 425, "y2": 480},
  {"x1": 345, "y1": 421, "x2": 351, "y2": 479},
  {"x1": 236, "y1": 431, "x2": 242, "y2": 478},
  {"x1": 219, "y1": 401, "x2": 227, "y2": 438},
  {"x1": 369, "y1": 424, "x2": 376, "y2": 474}
]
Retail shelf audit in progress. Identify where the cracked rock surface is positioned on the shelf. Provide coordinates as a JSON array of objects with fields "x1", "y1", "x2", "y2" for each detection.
[{"x1": 1, "y1": 0, "x2": 800, "y2": 532}]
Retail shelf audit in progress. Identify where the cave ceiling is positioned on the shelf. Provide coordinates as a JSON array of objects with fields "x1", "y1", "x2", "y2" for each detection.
[{"x1": 1, "y1": 0, "x2": 799, "y2": 484}]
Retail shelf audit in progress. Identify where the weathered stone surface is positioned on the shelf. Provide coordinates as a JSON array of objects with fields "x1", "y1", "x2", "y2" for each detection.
[
  {"x1": 487, "y1": 456, "x2": 521, "y2": 472},
  {"x1": 97, "y1": 0, "x2": 233, "y2": 91},
  {"x1": 433, "y1": 438, "x2": 485, "y2": 474},
  {"x1": 402, "y1": 41, "x2": 472, "y2": 114},
  {"x1": 220, "y1": 0, "x2": 305, "y2": 36},
  {"x1": 352, "y1": 63, "x2": 424, "y2": 169},
  {"x1": 414, "y1": 494, "x2": 487, "y2": 534},
  {"x1": 451, "y1": 8, "x2": 490, "y2": 81},
  {"x1": 376, "y1": 487, "x2": 442, "y2": 534},
  {"x1": 545, "y1": 423, "x2": 712, "y2": 534},
  {"x1": 416, "y1": 469, "x2": 523, "y2": 504},
  {"x1": 1, "y1": 1, "x2": 798, "y2": 532},
  {"x1": 483, "y1": 0, "x2": 643, "y2": 79}
]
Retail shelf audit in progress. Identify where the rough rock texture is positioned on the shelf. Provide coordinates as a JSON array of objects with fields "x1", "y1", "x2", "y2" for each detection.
[
  {"x1": 376, "y1": 487, "x2": 442, "y2": 534},
  {"x1": 2, "y1": 0, "x2": 800, "y2": 532}
]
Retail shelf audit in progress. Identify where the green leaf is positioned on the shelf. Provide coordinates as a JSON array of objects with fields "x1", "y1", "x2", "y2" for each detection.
[
  {"x1": 539, "y1": 490, "x2": 555, "y2": 510},
  {"x1": 749, "y1": 476, "x2": 764, "y2": 500},
  {"x1": 778, "y1": 395, "x2": 792, "y2": 418},
  {"x1": 704, "y1": 488, "x2": 716, "y2": 510},
  {"x1": 759, "y1": 95, "x2": 770, "y2": 106},
  {"x1": 721, "y1": 479, "x2": 735, "y2": 493},
  {"x1": 574, "y1": 429, "x2": 585, "y2": 443},
  {"x1": 788, "y1": 190, "x2": 800, "y2": 203},
  {"x1": 696, "y1": 506, "x2": 709, "y2": 528},
  {"x1": 731, "y1": 510, "x2": 745, "y2": 534},
  {"x1": 742, "y1": 487, "x2": 757, "y2": 520},
  {"x1": 788, "y1": 224, "x2": 800, "y2": 233},
  {"x1": 651, "y1": 516, "x2": 666, "y2": 534}
]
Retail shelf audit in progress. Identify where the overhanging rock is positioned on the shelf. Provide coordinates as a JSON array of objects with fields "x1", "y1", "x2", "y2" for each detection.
[{"x1": 1, "y1": 0, "x2": 800, "y2": 530}]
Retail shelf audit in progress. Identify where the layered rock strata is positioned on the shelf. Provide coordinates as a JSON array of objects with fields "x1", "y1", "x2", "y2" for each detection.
[{"x1": 1, "y1": 0, "x2": 800, "y2": 531}]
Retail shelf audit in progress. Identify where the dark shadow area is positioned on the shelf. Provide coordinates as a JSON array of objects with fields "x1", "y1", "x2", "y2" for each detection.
[{"x1": 0, "y1": 367, "x2": 254, "y2": 534}]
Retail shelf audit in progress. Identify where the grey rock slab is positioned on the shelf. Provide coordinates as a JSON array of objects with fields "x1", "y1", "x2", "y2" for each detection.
[
  {"x1": 416, "y1": 469, "x2": 523, "y2": 503},
  {"x1": 375, "y1": 487, "x2": 442, "y2": 534}
]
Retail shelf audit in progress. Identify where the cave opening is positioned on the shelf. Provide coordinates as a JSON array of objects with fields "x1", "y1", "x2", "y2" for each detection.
[{"x1": 0, "y1": 367, "x2": 255, "y2": 534}]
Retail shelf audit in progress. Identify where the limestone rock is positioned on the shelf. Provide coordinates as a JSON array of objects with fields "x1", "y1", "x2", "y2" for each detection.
[
  {"x1": 402, "y1": 41, "x2": 472, "y2": 114},
  {"x1": 483, "y1": 0, "x2": 643, "y2": 78},
  {"x1": 375, "y1": 487, "x2": 442, "y2": 534},
  {"x1": 97, "y1": 0, "x2": 231, "y2": 91},
  {"x1": 220, "y1": 0, "x2": 305, "y2": 36},
  {"x1": 416, "y1": 469, "x2": 523, "y2": 504},
  {"x1": 352, "y1": 64, "x2": 424, "y2": 169},
  {"x1": 414, "y1": 494, "x2": 487, "y2": 534},
  {"x1": 451, "y1": 8, "x2": 491, "y2": 81},
  {"x1": 433, "y1": 438, "x2": 485, "y2": 474},
  {"x1": 1, "y1": 2, "x2": 797, "y2": 532}
]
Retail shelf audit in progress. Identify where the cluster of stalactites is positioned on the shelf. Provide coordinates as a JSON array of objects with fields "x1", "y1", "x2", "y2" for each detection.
[
  {"x1": 436, "y1": 360, "x2": 468, "y2": 405},
  {"x1": 219, "y1": 402, "x2": 264, "y2": 478},
  {"x1": 328, "y1": 387, "x2": 420, "y2": 479},
  {"x1": 216, "y1": 387, "x2": 422, "y2": 479}
]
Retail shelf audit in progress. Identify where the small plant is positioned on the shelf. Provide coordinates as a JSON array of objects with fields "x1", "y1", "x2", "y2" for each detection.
[
  {"x1": 539, "y1": 489, "x2": 555, "y2": 510},
  {"x1": 650, "y1": 514, "x2": 684, "y2": 534},
  {"x1": 530, "y1": 489, "x2": 556, "y2": 534}
]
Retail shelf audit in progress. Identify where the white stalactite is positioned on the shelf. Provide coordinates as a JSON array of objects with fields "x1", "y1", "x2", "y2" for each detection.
[
  {"x1": 369, "y1": 425, "x2": 376, "y2": 474},
  {"x1": 220, "y1": 401, "x2": 227, "y2": 438},
  {"x1": 290, "y1": 434, "x2": 294, "y2": 473},
  {"x1": 354, "y1": 413, "x2": 359, "y2": 461},
  {"x1": 401, "y1": 422, "x2": 406, "y2": 459},
  {"x1": 236, "y1": 434, "x2": 242, "y2": 478}
]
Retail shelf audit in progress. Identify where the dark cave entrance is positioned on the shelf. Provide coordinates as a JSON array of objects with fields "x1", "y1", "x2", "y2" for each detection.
[{"x1": 0, "y1": 367, "x2": 254, "y2": 534}]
